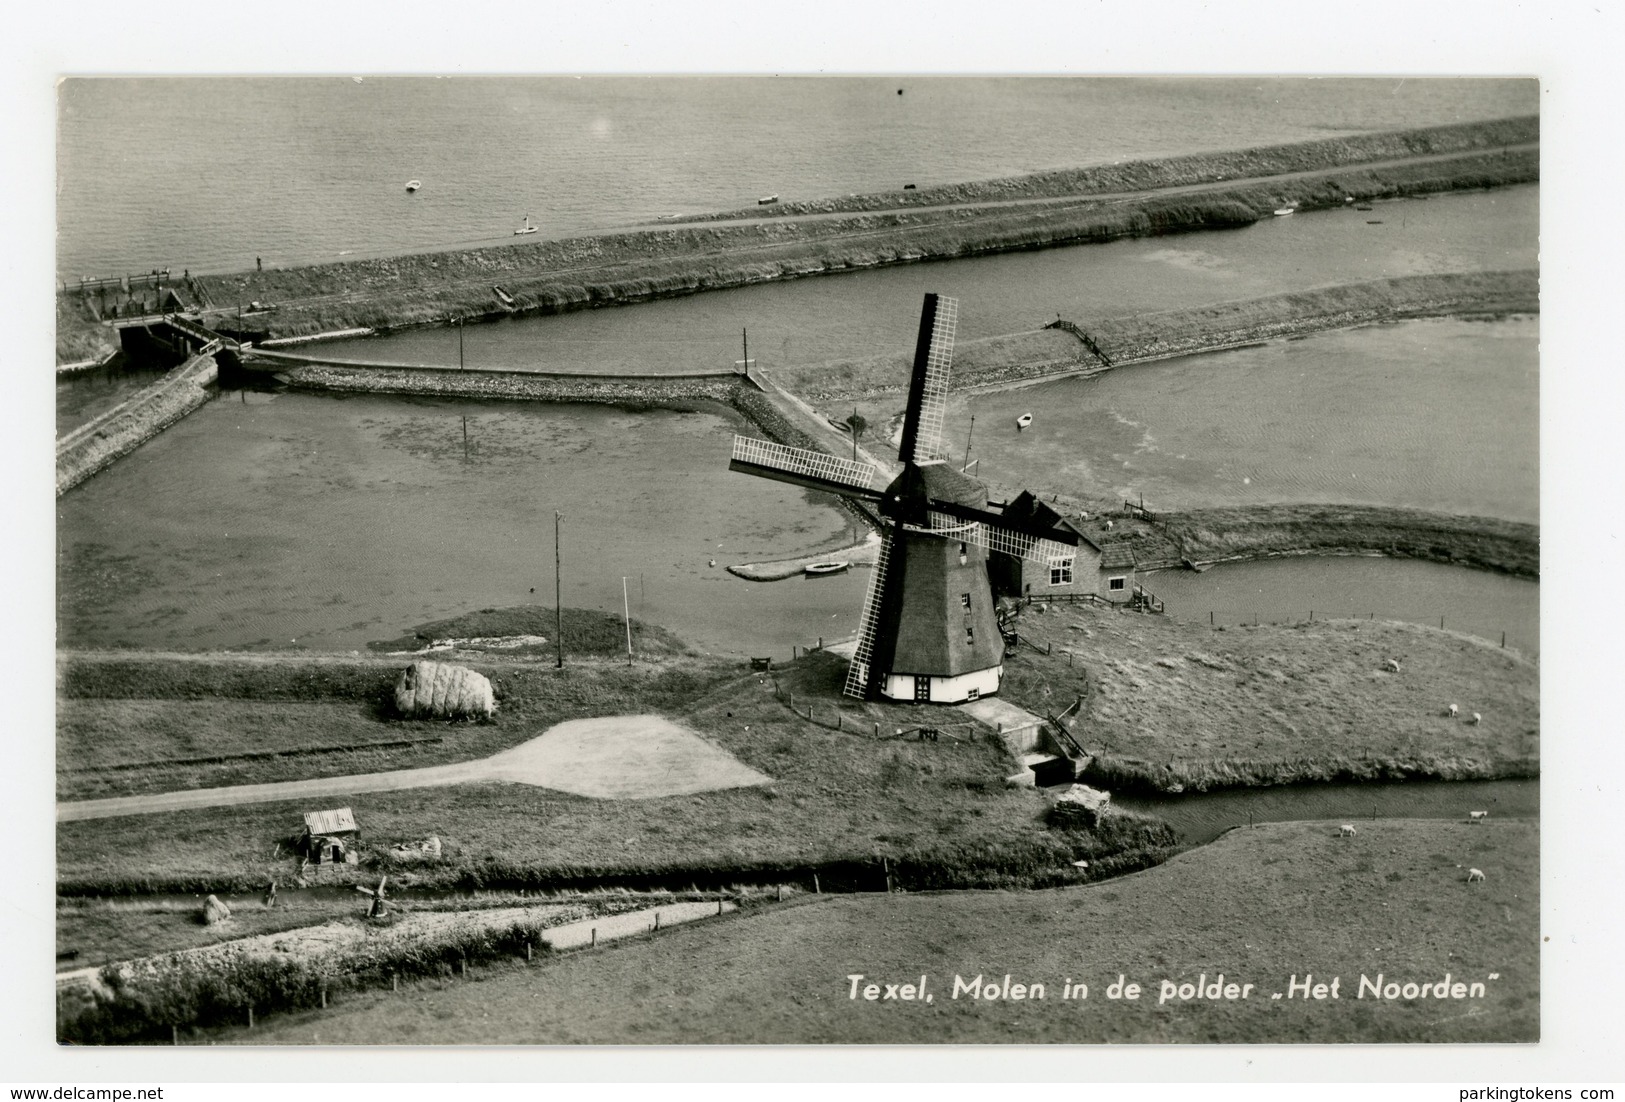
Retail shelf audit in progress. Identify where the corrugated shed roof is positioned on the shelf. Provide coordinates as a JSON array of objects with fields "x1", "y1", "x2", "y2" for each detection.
[{"x1": 303, "y1": 808, "x2": 358, "y2": 835}]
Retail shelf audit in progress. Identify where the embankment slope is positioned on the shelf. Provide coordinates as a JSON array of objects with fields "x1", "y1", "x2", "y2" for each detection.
[{"x1": 55, "y1": 118, "x2": 1537, "y2": 364}]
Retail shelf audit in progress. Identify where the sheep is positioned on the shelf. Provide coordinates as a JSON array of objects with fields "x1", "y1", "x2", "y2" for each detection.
[
  {"x1": 1447, "y1": 703, "x2": 1459, "y2": 719},
  {"x1": 1469, "y1": 712, "x2": 1482, "y2": 725},
  {"x1": 1384, "y1": 659, "x2": 1401, "y2": 673},
  {"x1": 1338, "y1": 824, "x2": 1357, "y2": 837},
  {"x1": 1469, "y1": 810, "x2": 1489, "y2": 820},
  {"x1": 1467, "y1": 868, "x2": 1486, "y2": 883}
]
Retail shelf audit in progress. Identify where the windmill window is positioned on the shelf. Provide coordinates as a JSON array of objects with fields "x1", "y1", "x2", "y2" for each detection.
[
  {"x1": 1049, "y1": 557, "x2": 1074, "y2": 586},
  {"x1": 961, "y1": 593, "x2": 972, "y2": 610},
  {"x1": 1108, "y1": 576, "x2": 1127, "y2": 592}
]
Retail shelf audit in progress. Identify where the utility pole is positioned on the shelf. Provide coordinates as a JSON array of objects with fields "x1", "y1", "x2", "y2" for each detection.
[
  {"x1": 555, "y1": 511, "x2": 564, "y2": 669},
  {"x1": 623, "y1": 577, "x2": 633, "y2": 665},
  {"x1": 458, "y1": 318, "x2": 464, "y2": 371},
  {"x1": 734, "y1": 328, "x2": 755, "y2": 376}
]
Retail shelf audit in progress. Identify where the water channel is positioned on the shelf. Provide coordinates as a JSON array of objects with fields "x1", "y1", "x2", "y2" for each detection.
[
  {"x1": 305, "y1": 186, "x2": 1537, "y2": 376},
  {"x1": 57, "y1": 187, "x2": 1539, "y2": 662}
]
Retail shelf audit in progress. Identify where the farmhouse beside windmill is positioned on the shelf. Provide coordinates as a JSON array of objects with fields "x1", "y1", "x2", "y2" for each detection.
[
  {"x1": 729, "y1": 293, "x2": 1079, "y2": 704},
  {"x1": 986, "y1": 491, "x2": 1143, "y2": 602}
]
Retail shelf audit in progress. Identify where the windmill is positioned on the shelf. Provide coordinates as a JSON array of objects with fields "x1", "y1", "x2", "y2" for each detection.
[
  {"x1": 355, "y1": 875, "x2": 392, "y2": 917},
  {"x1": 728, "y1": 293, "x2": 1078, "y2": 704}
]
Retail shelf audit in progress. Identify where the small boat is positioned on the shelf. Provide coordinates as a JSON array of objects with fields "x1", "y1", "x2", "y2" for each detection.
[
  {"x1": 804, "y1": 561, "x2": 850, "y2": 576},
  {"x1": 1273, "y1": 207, "x2": 1295, "y2": 216},
  {"x1": 1016, "y1": 413, "x2": 1033, "y2": 430},
  {"x1": 1366, "y1": 220, "x2": 1384, "y2": 225},
  {"x1": 1355, "y1": 205, "x2": 1373, "y2": 211},
  {"x1": 405, "y1": 180, "x2": 421, "y2": 192},
  {"x1": 758, "y1": 194, "x2": 780, "y2": 205},
  {"x1": 514, "y1": 214, "x2": 538, "y2": 235}
]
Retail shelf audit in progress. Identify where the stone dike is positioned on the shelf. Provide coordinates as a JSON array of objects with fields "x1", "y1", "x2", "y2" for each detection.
[
  {"x1": 56, "y1": 349, "x2": 220, "y2": 496},
  {"x1": 771, "y1": 270, "x2": 1540, "y2": 401}
]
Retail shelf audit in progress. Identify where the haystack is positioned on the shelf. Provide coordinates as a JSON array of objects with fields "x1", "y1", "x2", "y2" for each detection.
[
  {"x1": 394, "y1": 660, "x2": 495, "y2": 720},
  {"x1": 200, "y1": 895, "x2": 232, "y2": 925}
]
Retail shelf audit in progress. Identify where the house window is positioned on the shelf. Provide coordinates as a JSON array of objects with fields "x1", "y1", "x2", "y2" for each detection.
[
  {"x1": 1049, "y1": 557, "x2": 1074, "y2": 586},
  {"x1": 1108, "y1": 576, "x2": 1127, "y2": 592}
]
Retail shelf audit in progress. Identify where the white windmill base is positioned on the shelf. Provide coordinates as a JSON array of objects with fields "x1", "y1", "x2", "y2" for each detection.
[{"x1": 877, "y1": 665, "x2": 1004, "y2": 705}]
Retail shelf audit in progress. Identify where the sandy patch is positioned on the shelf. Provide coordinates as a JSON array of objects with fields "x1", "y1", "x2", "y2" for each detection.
[{"x1": 483, "y1": 715, "x2": 773, "y2": 798}]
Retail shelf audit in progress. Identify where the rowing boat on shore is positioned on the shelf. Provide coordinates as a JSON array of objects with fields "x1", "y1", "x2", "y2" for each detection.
[{"x1": 804, "y1": 561, "x2": 849, "y2": 576}]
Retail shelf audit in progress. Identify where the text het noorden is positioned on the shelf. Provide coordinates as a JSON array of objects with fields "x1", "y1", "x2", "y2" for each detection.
[{"x1": 844, "y1": 971, "x2": 1498, "y2": 1005}]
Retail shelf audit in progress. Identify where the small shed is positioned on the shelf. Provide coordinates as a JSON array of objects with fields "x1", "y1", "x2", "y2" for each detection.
[{"x1": 300, "y1": 807, "x2": 360, "y2": 864}]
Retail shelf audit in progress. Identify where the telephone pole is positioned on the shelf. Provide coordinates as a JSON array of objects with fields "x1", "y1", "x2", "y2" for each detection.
[{"x1": 554, "y1": 511, "x2": 564, "y2": 669}]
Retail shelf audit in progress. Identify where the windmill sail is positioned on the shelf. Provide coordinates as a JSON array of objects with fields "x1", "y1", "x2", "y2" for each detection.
[
  {"x1": 896, "y1": 294, "x2": 958, "y2": 464},
  {"x1": 729, "y1": 435, "x2": 881, "y2": 498},
  {"x1": 924, "y1": 510, "x2": 1078, "y2": 565},
  {"x1": 842, "y1": 529, "x2": 893, "y2": 699}
]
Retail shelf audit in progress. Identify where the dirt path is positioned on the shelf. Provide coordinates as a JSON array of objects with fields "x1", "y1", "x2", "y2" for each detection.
[{"x1": 56, "y1": 715, "x2": 772, "y2": 822}]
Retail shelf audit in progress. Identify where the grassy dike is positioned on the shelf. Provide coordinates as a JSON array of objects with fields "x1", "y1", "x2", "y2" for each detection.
[
  {"x1": 678, "y1": 116, "x2": 1540, "y2": 222},
  {"x1": 55, "y1": 120, "x2": 1537, "y2": 364}
]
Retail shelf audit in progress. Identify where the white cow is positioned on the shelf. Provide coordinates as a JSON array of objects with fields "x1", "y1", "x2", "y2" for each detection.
[
  {"x1": 1384, "y1": 659, "x2": 1401, "y2": 673},
  {"x1": 1469, "y1": 712, "x2": 1482, "y2": 725},
  {"x1": 1447, "y1": 704, "x2": 1459, "y2": 718},
  {"x1": 1338, "y1": 824, "x2": 1358, "y2": 837},
  {"x1": 1469, "y1": 810, "x2": 1489, "y2": 820},
  {"x1": 1467, "y1": 868, "x2": 1487, "y2": 883}
]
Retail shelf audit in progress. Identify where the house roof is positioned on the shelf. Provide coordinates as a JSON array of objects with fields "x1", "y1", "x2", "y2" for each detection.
[
  {"x1": 1100, "y1": 545, "x2": 1138, "y2": 570},
  {"x1": 1001, "y1": 491, "x2": 1102, "y2": 552},
  {"x1": 303, "y1": 808, "x2": 358, "y2": 835}
]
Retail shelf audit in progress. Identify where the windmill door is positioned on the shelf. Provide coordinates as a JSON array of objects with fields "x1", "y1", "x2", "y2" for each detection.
[{"x1": 913, "y1": 676, "x2": 931, "y2": 702}]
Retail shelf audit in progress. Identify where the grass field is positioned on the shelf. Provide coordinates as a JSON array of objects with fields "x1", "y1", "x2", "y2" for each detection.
[
  {"x1": 998, "y1": 607, "x2": 1539, "y2": 792},
  {"x1": 213, "y1": 817, "x2": 1538, "y2": 1045}
]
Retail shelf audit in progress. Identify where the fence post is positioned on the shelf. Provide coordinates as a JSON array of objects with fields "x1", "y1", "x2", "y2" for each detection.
[
  {"x1": 173, "y1": 1025, "x2": 179, "y2": 1046},
  {"x1": 813, "y1": 872, "x2": 821, "y2": 894},
  {"x1": 873, "y1": 722, "x2": 879, "y2": 738},
  {"x1": 392, "y1": 973, "x2": 398, "y2": 992},
  {"x1": 321, "y1": 986, "x2": 327, "y2": 1009},
  {"x1": 882, "y1": 856, "x2": 893, "y2": 893},
  {"x1": 1501, "y1": 632, "x2": 1506, "y2": 648},
  {"x1": 654, "y1": 911, "x2": 660, "y2": 931},
  {"x1": 247, "y1": 1006, "x2": 254, "y2": 1029},
  {"x1": 718, "y1": 897, "x2": 724, "y2": 915},
  {"x1": 591, "y1": 927, "x2": 597, "y2": 947}
]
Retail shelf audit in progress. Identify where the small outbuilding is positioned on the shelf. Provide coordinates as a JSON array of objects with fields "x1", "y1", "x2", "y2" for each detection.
[{"x1": 300, "y1": 807, "x2": 360, "y2": 865}]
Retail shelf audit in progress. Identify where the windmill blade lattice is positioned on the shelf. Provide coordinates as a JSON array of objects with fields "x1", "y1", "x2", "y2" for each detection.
[
  {"x1": 841, "y1": 531, "x2": 893, "y2": 699},
  {"x1": 730, "y1": 435, "x2": 878, "y2": 493},
  {"x1": 908, "y1": 295, "x2": 958, "y2": 463},
  {"x1": 924, "y1": 510, "x2": 1078, "y2": 566}
]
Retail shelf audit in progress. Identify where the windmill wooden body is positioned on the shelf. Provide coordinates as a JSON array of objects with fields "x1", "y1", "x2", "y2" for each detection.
[{"x1": 729, "y1": 293, "x2": 1078, "y2": 703}]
